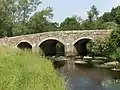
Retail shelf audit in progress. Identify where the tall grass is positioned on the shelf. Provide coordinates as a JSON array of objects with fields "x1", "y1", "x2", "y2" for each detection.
[{"x1": 0, "y1": 47, "x2": 65, "y2": 90}]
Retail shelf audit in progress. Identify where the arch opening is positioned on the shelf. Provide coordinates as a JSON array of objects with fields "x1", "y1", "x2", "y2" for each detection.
[
  {"x1": 74, "y1": 38, "x2": 92, "y2": 56},
  {"x1": 39, "y1": 39, "x2": 65, "y2": 56},
  {"x1": 17, "y1": 42, "x2": 32, "y2": 50}
]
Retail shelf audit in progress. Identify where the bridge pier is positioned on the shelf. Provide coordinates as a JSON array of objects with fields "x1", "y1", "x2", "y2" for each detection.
[
  {"x1": 32, "y1": 44, "x2": 39, "y2": 52},
  {"x1": 65, "y1": 43, "x2": 76, "y2": 57}
]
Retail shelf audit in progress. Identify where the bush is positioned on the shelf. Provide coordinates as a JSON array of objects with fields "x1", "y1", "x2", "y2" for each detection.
[
  {"x1": 110, "y1": 47, "x2": 120, "y2": 62},
  {"x1": 109, "y1": 26, "x2": 120, "y2": 51},
  {"x1": 103, "y1": 22, "x2": 117, "y2": 30},
  {"x1": 87, "y1": 39, "x2": 111, "y2": 58},
  {"x1": 0, "y1": 47, "x2": 65, "y2": 90}
]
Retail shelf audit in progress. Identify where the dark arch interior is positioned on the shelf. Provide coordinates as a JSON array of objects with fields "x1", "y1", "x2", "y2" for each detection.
[
  {"x1": 17, "y1": 42, "x2": 32, "y2": 50},
  {"x1": 74, "y1": 39, "x2": 91, "y2": 56},
  {"x1": 39, "y1": 39, "x2": 65, "y2": 56}
]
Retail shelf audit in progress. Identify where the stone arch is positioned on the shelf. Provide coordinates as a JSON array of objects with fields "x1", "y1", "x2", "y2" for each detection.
[
  {"x1": 72, "y1": 37, "x2": 93, "y2": 45},
  {"x1": 16, "y1": 40, "x2": 32, "y2": 50},
  {"x1": 38, "y1": 37, "x2": 65, "y2": 46},
  {"x1": 39, "y1": 37, "x2": 65, "y2": 56},
  {"x1": 73, "y1": 37, "x2": 93, "y2": 56}
]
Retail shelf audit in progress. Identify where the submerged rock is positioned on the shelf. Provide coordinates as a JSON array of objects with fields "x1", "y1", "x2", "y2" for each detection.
[
  {"x1": 104, "y1": 61, "x2": 119, "y2": 66},
  {"x1": 111, "y1": 68, "x2": 120, "y2": 72}
]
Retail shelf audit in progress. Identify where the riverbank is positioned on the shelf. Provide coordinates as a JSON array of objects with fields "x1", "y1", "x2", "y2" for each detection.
[
  {"x1": 74, "y1": 57, "x2": 120, "y2": 71},
  {"x1": 0, "y1": 47, "x2": 65, "y2": 90}
]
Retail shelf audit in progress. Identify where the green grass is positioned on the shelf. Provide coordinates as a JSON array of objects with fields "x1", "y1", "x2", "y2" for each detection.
[{"x1": 0, "y1": 47, "x2": 65, "y2": 90}]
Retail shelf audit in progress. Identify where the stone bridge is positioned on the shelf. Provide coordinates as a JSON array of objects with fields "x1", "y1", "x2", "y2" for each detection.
[{"x1": 0, "y1": 30, "x2": 112, "y2": 56}]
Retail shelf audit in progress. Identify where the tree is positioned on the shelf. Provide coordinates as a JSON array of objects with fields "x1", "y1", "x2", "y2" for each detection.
[
  {"x1": 10, "y1": 0, "x2": 42, "y2": 36},
  {"x1": 0, "y1": 0, "x2": 56, "y2": 36},
  {"x1": 12, "y1": 22, "x2": 29, "y2": 36},
  {"x1": 46, "y1": 22, "x2": 59, "y2": 31},
  {"x1": 87, "y1": 5, "x2": 99, "y2": 22},
  {"x1": 111, "y1": 6, "x2": 120, "y2": 24},
  {"x1": 87, "y1": 11, "x2": 94, "y2": 22},
  {"x1": 0, "y1": 0, "x2": 13, "y2": 37},
  {"x1": 101, "y1": 6, "x2": 120, "y2": 24},
  {"x1": 103, "y1": 22, "x2": 117, "y2": 30},
  {"x1": 80, "y1": 20, "x2": 94, "y2": 30},
  {"x1": 59, "y1": 16, "x2": 81, "y2": 30},
  {"x1": 10, "y1": 0, "x2": 42, "y2": 23},
  {"x1": 28, "y1": 7, "x2": 55, "y2": 33},
  {"x1": 101, "y1": 12, "x2": 113, "y2": 22},
  {"x1": 80, "y1": 5, "x2": 100, "y2": 30},
  {"x1": 91, "y1": 5, "x2": 99, "y2": 19},
  {"x1": 109, "y1": 26, "x2": 120, "y2": 51}
]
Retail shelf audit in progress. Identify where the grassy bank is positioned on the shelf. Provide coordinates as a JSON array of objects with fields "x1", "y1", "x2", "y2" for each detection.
[{"x1": 0, "y1": 47, "x2": 65, "y2": 90}]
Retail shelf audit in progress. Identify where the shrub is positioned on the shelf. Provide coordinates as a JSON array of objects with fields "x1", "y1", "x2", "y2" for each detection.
[
  {"x1": 87, "y1": 39, "x2": 111, "y2": 58},
  {"x1": 110, "y1": 47, "x2": 120, "y2": 62},
  {"x1": 109, "y1": 26, "x2": 120, "y2": 52}
]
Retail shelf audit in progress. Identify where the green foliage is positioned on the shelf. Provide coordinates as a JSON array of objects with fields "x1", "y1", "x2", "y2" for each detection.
[
  {"x1": 93, "y1": 19, "x2": 105, "y2": 29},
  {"x1": 10, "y1": 0, "x2": 42, "y2": 23},
  {"x1": 109, "y1": 26, "x2": 120, "y2": 52},
  {"x1": 0, "y1": 47, "x2": 65, "y2": 90},
  {"x1": 87, "y1": 39, "x2": 111, "y2": 58},
  {"x1": 87, "y1": 5, "x2": 99, "y2": 22},
  {"x1": 0, "y1": 0, "x2": 42, "y2": 37},
  {"x1": 101, "y1": 6, "x2": 120, "y2": 24},
  {"x1": 110, "y1": 48, "x2": 120, "y2": 62},
  {"x1": 12, "y1": 23, "x2": 29, "y2": 36},
  {"x1": 80, "y1": 5, "x2": 102, "y2": 30},
  {"x1": 106, "y1": 24, "x2": 120, "y2": 60},
  {"x1": 0, "y1": 0, "x2": 13, "y2": 37},
  {"x1": 80, "y1": 20, "x2": 93, "y2": 30},
  {"x1": 87, "y1": 11, "x2": 94, "y2": 22},
  {"x1": 1, "y1": 1, "x2": 120, "y2": 38},
  {"x1": 111, "y1": 6, "x2": 120, "y2": 24},
  {"x1": 81, "y1": 5, "x2": 120, "y2": 30},
  {"x1": 28, "y1": 7, "x2": 58, "y2": 33},
  {"x1": 101, "y1": 12, "x2": 114, "y2": 22},
  {"x1": 103, "y1": 22, "x2": 117, "y2": 30},
  {"x1": 60, "y1": 16, "x2": 81, "y2": 30}
]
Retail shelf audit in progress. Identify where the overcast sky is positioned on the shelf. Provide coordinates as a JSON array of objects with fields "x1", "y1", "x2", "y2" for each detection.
[{"x1": 36, "y1": 0, "x2": 120, "y2": 23}]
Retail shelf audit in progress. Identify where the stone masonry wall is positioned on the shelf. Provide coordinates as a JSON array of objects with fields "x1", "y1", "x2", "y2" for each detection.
[{"x1": 0, "y1": 30, "x2": 112, "y2": 56}]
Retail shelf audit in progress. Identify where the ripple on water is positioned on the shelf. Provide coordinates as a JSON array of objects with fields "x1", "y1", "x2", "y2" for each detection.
[
  {"x1": 56, "y1": 63, "x2": 120, "y2": 90},
  {"x1": 67, "y1": 77, "x2": 106, "y2": 90},
  {"x1": 101, "y1": 79, "x2": 120, "y2": 90}
]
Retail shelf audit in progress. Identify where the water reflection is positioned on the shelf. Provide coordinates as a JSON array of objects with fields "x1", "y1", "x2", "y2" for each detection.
[{"x1": 54, "y1": 61, "x2": 120, "y2": 90}]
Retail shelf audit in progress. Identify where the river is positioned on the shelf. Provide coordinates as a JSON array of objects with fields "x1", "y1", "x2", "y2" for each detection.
[{"x1": 54, "y1": 61, "x2": 120, "y2": 90}]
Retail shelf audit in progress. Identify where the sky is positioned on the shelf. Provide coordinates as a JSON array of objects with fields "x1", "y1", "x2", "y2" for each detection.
[{"x1": 36, "y1": 0, "x2": 120, "y2": 23}]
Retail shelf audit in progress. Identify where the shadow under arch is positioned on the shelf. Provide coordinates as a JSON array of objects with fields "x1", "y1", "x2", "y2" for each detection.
[
  {"x1": 17, "y1": 40, "x2": 32, "y2": 50},
  {"x1": 39, "y1": 38, "x2": 65, "y2": 56},
  {"x1": 73, "y1": 37, "x2": 93, "y2": 56}
]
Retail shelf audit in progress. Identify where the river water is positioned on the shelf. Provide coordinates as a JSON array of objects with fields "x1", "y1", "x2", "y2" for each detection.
[{"x1": 54, "y1": 61, "x2": 120, "y2": 90}]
